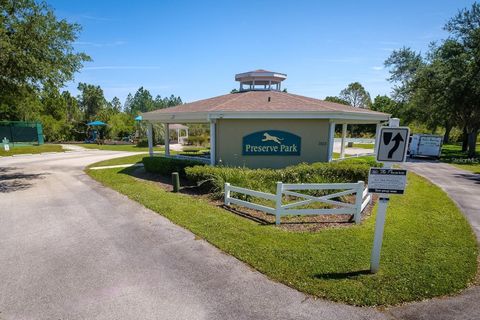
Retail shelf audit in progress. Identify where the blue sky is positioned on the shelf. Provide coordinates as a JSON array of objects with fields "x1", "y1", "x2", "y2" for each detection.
[{"x1": 50, "y1": 0, "x2": 475, "y2": 104}]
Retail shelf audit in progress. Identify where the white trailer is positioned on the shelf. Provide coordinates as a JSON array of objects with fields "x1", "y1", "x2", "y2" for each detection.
[{"x1": 408, "y1": 134, "x2": 443, "y2": 159}]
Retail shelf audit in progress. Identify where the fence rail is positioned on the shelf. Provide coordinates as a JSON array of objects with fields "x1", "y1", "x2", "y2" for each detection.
[{"x1": 224, "y1": 181, "x2": 371, "y2": 225}]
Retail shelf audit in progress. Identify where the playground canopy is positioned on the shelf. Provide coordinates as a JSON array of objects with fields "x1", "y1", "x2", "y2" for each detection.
[{"x1": 87, "y1": 121, "x2": 107, "y2": 126}]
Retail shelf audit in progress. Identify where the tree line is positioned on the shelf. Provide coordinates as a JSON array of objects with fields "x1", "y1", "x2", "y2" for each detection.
[
  {"x1": 0, "y1": 0, "x2": 181, "y2": 142},
  {"x1": 323, "y1": 3, "x2": 480, "y2": 157}
]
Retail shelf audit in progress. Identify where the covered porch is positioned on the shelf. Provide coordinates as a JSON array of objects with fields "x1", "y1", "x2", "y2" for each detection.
[{"x1": 143, "y1": 117, "x2": 385, "y2": 166}]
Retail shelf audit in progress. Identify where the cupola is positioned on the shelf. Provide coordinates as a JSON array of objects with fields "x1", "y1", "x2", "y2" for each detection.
[{"x1": 235, "y1": 69, "x2": 287, "y2": 91}]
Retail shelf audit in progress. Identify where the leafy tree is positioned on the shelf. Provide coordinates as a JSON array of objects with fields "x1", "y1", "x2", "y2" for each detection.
[
  {"x1": 384, "y1": 48, "x2": 424, "y2": 103},
  {"x1": 339, "y1": 82, "x2": 372, "y2": 108},
  {"x1": 443, "y1": 2, "x2": 480, "y2": 156},
  {"x1": 108, "y1": 112, "x2": 135, "y2": 139},
  {"x1": 77, "y1": 83, "x2": 107, "y2": 121},
  {"x1": 385, "y1": 2, "x2": 480, "y2": 155},
  {"x1": 324, "y1": 96, "x2": 349, "y2": 105},
  {"x1": 124, "y1": 93, "x2": 133, "y2": 113},
  {"x1": 371, "y1": 95, "x2": 396, "y2": 114},
  {"x1": 110, "y1": 97, "x2": 122, "y2": 112},
  {"x1": 128, "y1": 87, "x2": 154, "y2": 114},
  {"x1": 0, "y1": 0, "x2": 90, "y2": 120}
]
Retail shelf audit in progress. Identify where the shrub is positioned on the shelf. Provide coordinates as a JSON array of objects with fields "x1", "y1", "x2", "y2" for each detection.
[
  {"x1": 187, "y1": 135, "x2": 209, "y2": 146},
  {"x1": 143, "y1": 156, "x2": 205, "y2": 177},
  {"x1": 137, "y1": 139, "x2": 149, "y2": 147},
  {"x1": 185, "y1": 158, "x2": 381, "y2": 198}
]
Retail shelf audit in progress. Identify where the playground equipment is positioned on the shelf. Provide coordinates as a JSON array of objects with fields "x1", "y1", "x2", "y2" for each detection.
[{"x1": 85, "y1": 121, "x2": 107, "y2": 143}]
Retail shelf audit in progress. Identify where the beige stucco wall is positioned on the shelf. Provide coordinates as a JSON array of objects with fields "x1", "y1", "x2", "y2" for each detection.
[{"x1": 215, "y1": 119, "x2": 330, "y2": 168}]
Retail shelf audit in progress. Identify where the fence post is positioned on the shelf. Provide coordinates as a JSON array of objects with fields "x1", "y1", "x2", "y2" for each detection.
[
  {"x1": 224, "y1": 183, "x2": 231, "y2": 206},
  {"x1": 275, "y1": 182, "x2": 283, "y2": 225},
  {"x1": 354, "y1": 181, "x2": 365, "y2": 224}
]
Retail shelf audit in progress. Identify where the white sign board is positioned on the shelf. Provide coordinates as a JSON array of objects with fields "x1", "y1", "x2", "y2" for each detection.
[
  {"x1": 376, "y1": 127, "x2": 410, "y2": 163},
  {"x1": 4, "y1": 144, "x2": 9, "y2": 151},
  {"x1": 368, "y1": 168, "x2": 407, "y2": 194}
]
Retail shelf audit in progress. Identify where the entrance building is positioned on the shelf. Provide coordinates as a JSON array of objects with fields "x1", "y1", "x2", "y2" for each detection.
[{"x1": 142, "y1": 70, "x2": 389, "y2": 168}]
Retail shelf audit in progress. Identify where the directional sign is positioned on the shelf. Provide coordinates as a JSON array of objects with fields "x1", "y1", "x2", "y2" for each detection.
[
  {"x1": 376, "y1": 127, "x2": 410, "y2": 163},
  {"x1": 368, "y1": 168, "x2": 407, "y2": 194}
]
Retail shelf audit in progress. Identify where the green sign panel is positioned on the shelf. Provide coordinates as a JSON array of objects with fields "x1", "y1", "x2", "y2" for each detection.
[{"x1": 242, "y1": 130, "x2": 301, "y2": 156}]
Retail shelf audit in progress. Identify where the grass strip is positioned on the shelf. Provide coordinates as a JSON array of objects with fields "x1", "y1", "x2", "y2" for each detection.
[
  {"x1": 87, "y1": 166, "x2": 477, "y2": 306},
  {"x1": 0, "y1": 144, "x2": 63, "y2": 156}
]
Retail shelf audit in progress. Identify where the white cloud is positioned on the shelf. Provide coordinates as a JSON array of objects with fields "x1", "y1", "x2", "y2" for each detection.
[
  {"x1": 372, "y1": 66, "x2": 383, "y2": 71},
  {"x1": 74, "y1": 41, "x2": 127, "y2": 47},
  {"x1": 83, "y1": 66, "x2": 164, "y2": 70}
]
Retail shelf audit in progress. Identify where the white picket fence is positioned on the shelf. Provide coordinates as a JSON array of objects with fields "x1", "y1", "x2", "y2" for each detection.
[{"x1": 224, "y1": 181, "x2": 371, "y2": 225}]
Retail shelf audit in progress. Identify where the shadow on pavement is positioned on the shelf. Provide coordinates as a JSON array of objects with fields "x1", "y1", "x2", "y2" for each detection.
[
  {"x1": 453, "y1": 173, "x2": 480, "y2": 184},
  {"x1": 0, "y1": 167, "x2": 47, "y2": 193}
]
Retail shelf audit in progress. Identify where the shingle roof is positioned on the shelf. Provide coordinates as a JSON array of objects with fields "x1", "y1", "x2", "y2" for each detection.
[{"x1": 142, "y1": 90, "x2": 386, "y2": 115}]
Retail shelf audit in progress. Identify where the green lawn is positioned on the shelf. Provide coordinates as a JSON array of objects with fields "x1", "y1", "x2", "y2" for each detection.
[
  {"x1": 0, "y1": 144, "x2": 64, "y2": 156},
  {"x1": 441, "y1": 144, "x2": 480, "y2": 174},
  {"x1": 87, "y1": 164, "x2": 477, "y2": 306},
  {"x1": 352, "y1": 143, "x2": 374, "y2": 149},
  {"x1": 87, "y1": 154, "x2": 148, "y2": 168}
]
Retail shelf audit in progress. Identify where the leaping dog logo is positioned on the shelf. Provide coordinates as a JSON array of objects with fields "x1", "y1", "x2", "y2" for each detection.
[{"x1": 262, "y1": 132, "x2": 283, "y2": 144}]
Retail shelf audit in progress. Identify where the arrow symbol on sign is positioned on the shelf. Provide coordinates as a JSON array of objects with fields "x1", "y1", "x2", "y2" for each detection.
[{"x1": 388, "y1": 133, "x2": 404, "y2": 158}]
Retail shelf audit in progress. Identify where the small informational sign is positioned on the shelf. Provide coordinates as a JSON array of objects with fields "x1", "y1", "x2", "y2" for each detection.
[
  {"x1": 368, "y1": 168, "x2": 407, "y2": 194},
  {"x1": 2, "y1": 137, "x2": 9, "y2": 151},
  {"x1": 242, "y1": 130, "x2": 301, "y2": 156},
  {"x1": 376, "y1": 127, "x2": 410, "y2": 162}
]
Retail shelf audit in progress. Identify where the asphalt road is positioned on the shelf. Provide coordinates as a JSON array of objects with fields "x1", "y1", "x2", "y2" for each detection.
[{"x1": 0, "y1": 150, "x2": 386, "y2": 320}]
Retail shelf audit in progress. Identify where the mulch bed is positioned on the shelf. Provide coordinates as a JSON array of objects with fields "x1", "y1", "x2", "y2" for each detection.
[{"x1": 129, "y1": 167, "x2": 376, "y2": 232}]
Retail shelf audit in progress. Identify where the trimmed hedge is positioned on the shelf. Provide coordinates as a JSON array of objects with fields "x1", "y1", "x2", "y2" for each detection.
[
  {"x1": 143, "y1": 156, "x2": 381, "y2": 197},
  {"x1": 185, "y1": 157, "x2": 381, "y2": 197},
  {"x1": 143, "y1": 156, "x2": 205, "y2": 177}
]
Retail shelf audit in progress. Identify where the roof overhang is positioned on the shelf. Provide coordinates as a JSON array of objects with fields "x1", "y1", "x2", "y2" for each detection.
[{"x1": 142, "y1": 111, "x2": 390, "y2": 124}]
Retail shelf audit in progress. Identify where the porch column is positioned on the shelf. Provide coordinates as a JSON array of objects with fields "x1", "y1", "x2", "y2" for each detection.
[
  {"x1": 147, "y1": 122, "x2": 154, "y2": 157},
  {"x1": 165, "y1": 123, "x2": 170, "y2": 156},
  {"x1": 340, "y1": 123, "x2": 347, "y2": 158},
  {"x1": 210, "y1": 120, "x2": 216, "y2": 165},
  {"x1": 327, "y1": 121, "x2": 335, "y2": 162},
  {"x1": 374, "y1": 122, "x2": 382, "y2": 155}
]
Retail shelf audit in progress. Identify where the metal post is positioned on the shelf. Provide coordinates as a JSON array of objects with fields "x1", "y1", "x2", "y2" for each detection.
[
  {"x1": 165, "y1": 123, "x2": 170, "y2": 157},
  {"x1": 340, "y1": 123, "x2": 347, "y2": 159},
  {"x1": 327, "y1": 122, "x2": 336, "y2": 162},
  {"x1": 370, "y1": 158, "x2": 392, "y2": 273},
  {"x1": 374, "y1": 122, "x2": 381, "y2": 155},
  {"x1": 210, "y1": 120, "x2": 216, "y2": 166},
  {"x1": 147, "y1": 122, "x2": 154, "y2": 157},
  {"x1": 370, "y1": 196, "x2": 389, "y2": 273},
  {"x1": 354, "y1": 180, "x2": 364, "y2": 224},
  {"x1": 224, "y1": 183, "x2": 231, "y2": 205},
  {"x1": 275, "y1": 182, "x2": 283, "y2": 225}
]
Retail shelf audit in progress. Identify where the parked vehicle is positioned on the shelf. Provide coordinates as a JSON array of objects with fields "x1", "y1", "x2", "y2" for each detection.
[{"x1": 408, "y1": 134, "x2": 443, "y2": 159}]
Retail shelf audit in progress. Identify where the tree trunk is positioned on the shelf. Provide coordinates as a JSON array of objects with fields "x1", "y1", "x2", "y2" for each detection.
[
  {"x1": 462, "y1": 126, "x2": 468, "y2": 152},
  {"x1": 443, "y1": 122, "x2": 452, "y2": 144},
  {"x1": 467, "y1": 129, "x2": 478, "y2": 158}
]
